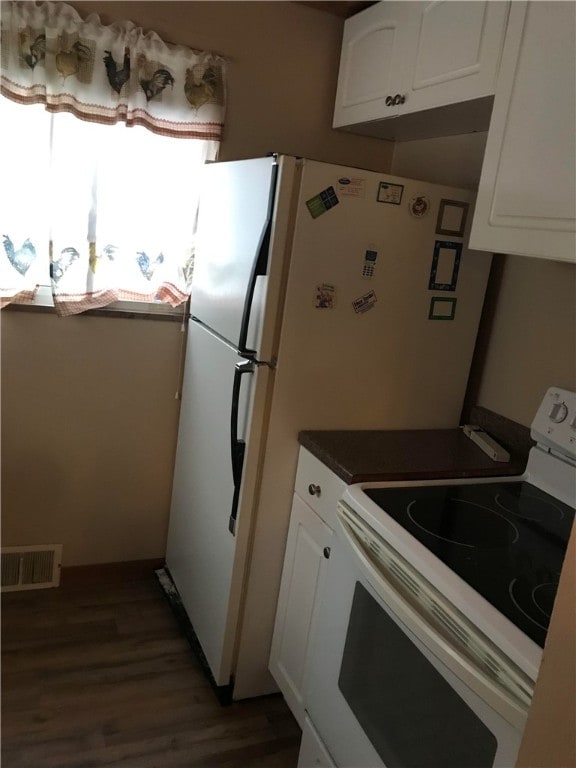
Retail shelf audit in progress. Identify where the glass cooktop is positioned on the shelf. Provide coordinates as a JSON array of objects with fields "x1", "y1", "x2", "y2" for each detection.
[{"x1": 365, "y1": 481, "x2": 575, "y2": 648}]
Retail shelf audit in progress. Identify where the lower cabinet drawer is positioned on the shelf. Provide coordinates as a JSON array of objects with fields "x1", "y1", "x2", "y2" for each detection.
[{"x1": 294, "y1": 447, "x2": 346, "y2": 529}]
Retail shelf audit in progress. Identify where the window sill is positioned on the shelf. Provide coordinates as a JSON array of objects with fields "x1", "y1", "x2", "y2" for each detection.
[{"x1": 5, "y1": 287, "x2": 188, "y2": 322}]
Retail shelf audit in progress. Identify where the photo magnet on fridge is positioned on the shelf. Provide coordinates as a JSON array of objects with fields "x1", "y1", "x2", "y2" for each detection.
[
  {"x1": 315, "y1": 283, "x2": 335, "y2": 309},
  {"x1": 429, "y1": 296, "x2": 457, "y2": 320}
]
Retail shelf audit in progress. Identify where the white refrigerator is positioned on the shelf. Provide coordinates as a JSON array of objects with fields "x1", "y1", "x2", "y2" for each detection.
[{"x1": 165, "y1": 155, "x2": 492, "y2": 701}]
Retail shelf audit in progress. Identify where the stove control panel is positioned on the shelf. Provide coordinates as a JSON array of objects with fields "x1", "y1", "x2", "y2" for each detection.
[{"x1": 531, "y1": 387, "x2": 576, "y2": 458}]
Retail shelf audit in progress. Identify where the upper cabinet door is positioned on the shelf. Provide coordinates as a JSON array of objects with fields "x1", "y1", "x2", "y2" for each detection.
[
  {"x1": 401, "y1": 1, "x2": 510, "y2": 115},
  {"x1": 333, "y1": 1, "x2": 509, "y2": 140},
  {"x1": 469, "y1": 1, "x2": 576, "y2": 262},
  {"x1": 333, "y1": 2, "x2": 417, "y2": 127}
]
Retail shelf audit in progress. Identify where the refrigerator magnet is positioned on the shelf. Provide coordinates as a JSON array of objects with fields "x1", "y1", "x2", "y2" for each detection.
[
  {"x1": 376, "y1": 181, "x2": 404, "y2": 205},
  {"x1": 315, "y1": 283, "x2": 335, "y2": 309},
  {"x1": 429, "y1": 241, "x2": 462, "y2": 291},
  {"x1": 409, "y1": 195, "x2": 430, "y2": 218},
  {"x1": 337, "y1": 176, "x2": 366, "y2": 198},
  {"x1": 352, "y1": 290, "x2": 377, "y2": 314},
  {"x1": 306, "y1": 186, "x2": 340, "y2": 219},
  {"x1": 436, "y1": 199, "x2": 469, "y2": 236},
  {"x1": 361, "y1": 249, "x2": 378, "y2": 279},
  {"x1": 429, "y1": 296, "x2": 457, "y2": 321}
]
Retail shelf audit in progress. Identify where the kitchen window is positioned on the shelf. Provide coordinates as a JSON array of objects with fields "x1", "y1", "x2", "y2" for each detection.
[{"x1": 0, "y1": 0, "x2": 226, "y2": 316}]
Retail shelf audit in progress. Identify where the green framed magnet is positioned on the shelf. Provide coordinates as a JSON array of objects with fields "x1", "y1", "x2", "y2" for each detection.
[
  {"x1": 376, "y1": 181, "x2": 404, "y2": 205},
  {"x1": 429, "y1": 296, "x2": 457, "y2": 320}
]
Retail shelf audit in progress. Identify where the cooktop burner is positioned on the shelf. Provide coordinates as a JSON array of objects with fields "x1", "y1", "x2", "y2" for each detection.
[
  {"x1": 365, "y1": 481, "x2": 575, "y2": 648},
  {"x1": 407, "y1": 496, "x2": 519, "y2": 548}
]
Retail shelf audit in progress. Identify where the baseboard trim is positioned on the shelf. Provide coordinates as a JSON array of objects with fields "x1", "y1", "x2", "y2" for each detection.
[{"x1": 61, "y1": 558, "x2": 165, "y2": 586}]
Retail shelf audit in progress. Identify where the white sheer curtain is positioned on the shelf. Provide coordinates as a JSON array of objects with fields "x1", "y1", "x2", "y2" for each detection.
[
  {"x1": 46, "y1": 110, "x2": 217, "y2": 314},
  {"x1": 0, "y1": 98, "x2": 52, "y2": 305}
]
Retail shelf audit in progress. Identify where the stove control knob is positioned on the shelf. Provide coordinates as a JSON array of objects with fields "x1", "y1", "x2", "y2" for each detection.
[{"x1": 549, "y1": 401, "x2": 568, "y2": 423}]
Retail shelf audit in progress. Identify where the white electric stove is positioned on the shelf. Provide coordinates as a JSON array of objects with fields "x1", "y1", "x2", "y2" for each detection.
[{"x1": 301, "y1": 387, "x2": 575, "y2": 768}]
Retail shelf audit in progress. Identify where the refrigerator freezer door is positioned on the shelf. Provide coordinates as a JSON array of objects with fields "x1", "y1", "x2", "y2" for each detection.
[
  {"x1": 190, "y1": 157, "x2": 277, "y2": 356},
  {"x1": 166, "y1": 321, "x2": 259, "y2": 686}
]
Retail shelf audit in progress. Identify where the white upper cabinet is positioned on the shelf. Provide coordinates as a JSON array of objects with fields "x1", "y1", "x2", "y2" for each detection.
[
  {"x1": 333, "y1": 1, "x2": 510, "y2": 141},
  {"x1": 469, "y1": 1, "x2": 576, "y2": 263}
]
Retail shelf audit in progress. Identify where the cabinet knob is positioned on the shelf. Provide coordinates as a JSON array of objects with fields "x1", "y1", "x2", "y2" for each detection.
[
  {"x1": 323, "y1": 547, "x2": 331, "y2": 559},
  {"x1": 308, "y1": 483, "x2": 321, "y2": 497}
]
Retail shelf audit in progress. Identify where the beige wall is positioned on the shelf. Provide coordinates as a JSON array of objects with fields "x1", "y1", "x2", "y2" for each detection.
[
  {"x1": 1, "y1": 312, "x2": 183, "y2": 566},
  {"x1": 475, "y1": 255, "x2": 576, "y2": 426},
  {"x1": 1, "y1": 1, "x2": 393, "y2": 566}
]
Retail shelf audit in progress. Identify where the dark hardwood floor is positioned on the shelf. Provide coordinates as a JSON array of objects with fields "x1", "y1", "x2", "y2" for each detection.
[{"x1": 1, "y1": 575, "x2": 301, "y2": 767}]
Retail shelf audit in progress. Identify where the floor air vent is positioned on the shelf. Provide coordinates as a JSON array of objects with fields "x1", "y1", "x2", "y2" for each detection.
[{"x1": 1, "y1": 545, "x2": 62, "y2": 591}]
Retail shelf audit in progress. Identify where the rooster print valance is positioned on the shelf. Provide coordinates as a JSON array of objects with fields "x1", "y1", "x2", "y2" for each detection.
[{"x1": 0, "y1": 1, "x2": 226, "y2": 139}]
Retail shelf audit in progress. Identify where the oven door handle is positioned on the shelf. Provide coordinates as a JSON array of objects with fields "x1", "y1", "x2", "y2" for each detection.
[{"x1": 337, "y1": 507, "x2": 532, "y2": 731}]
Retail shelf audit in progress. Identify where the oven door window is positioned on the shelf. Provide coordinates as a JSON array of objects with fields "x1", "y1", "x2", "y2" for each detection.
[{"x1": 338, "y1": 582, "x2": 498, "y2": 768}]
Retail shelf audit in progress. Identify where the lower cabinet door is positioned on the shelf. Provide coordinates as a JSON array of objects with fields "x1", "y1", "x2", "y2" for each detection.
[
  {"x1": 298, "y1": 716, "x2": 337, "y2": 768},
  {"x1": 269, "y1": 493, "x2": 333, "y2": 726}
]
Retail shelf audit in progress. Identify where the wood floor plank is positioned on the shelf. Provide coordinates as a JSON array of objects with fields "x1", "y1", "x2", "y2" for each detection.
[{"x1": 2, "y1": 575, "x2": 301, "y2": 768}]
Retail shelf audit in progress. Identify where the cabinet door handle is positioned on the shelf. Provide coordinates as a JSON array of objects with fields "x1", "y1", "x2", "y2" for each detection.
[
  {"x1": 323, "y1": 547, "x2": 331, "y2": 559},
  {"x1": 308, "y1": 483, "x2": 321, "y2": 497},
  {"x1": 393, "y1": 93, "x2": 406, "y2": 105},
  {"x1": 385, "y1": 95, "x2": 394, "y2": 107}
]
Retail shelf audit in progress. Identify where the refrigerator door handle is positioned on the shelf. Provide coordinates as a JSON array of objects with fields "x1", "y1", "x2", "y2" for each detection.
[
  {"x1": 229, "y1": 358, "x2": 256, "y2": 535},
  {"x1": 237, "y1": 159, "x2": 279, "y2": 359}
]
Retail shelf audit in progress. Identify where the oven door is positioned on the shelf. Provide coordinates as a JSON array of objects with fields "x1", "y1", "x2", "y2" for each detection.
[{"x1": 304, "y1": 504, "x2": 530, "y2": 768}]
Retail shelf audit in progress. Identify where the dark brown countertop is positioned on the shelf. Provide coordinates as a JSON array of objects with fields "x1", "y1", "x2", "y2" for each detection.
[{"x1": 298, "y1": 428, "x2": 529, "y2": 485}]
